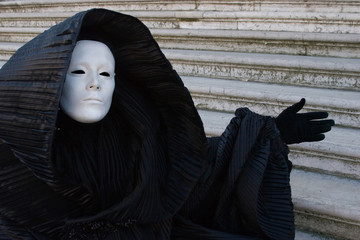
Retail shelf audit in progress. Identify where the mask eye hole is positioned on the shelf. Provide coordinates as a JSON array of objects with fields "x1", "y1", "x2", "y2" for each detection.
[
  {"x1": 100, "y1": 72, "x2": 111, "y2": 77},
  {"x1": 71, "y1": 70, "x2": 85, "y2": 74}
]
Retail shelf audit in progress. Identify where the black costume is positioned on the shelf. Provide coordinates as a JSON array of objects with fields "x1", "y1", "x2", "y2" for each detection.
[{"x1": 0, "y1": 9, "x2": 295, "y2": 239}]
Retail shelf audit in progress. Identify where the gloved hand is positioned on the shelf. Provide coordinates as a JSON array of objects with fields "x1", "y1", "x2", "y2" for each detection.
[{"x1": 275, "y1": 98, "x2": 335, "y2": 144}]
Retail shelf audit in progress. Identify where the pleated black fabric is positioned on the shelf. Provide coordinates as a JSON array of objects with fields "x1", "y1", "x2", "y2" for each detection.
[
  {"x1": 0, "y1": 9, "x2": 294, "y2": 239},
  {"x1": 173, "y1": 108, "x2": 294, "y2": 240}
]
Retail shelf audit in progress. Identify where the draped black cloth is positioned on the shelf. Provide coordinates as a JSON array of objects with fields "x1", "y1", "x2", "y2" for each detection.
[{"x1": 0, "y1": 9, "x2": 294, "y2": 240}]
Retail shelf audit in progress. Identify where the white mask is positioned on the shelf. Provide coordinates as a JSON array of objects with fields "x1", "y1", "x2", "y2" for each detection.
[{"x1": 60, "y1": 40, "x2": 116, "y2": 123}]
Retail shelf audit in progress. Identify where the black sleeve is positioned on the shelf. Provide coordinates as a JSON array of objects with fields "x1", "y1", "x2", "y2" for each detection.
[{"x1": 176, "y1": 109, "x2": 294, "y2": 240}]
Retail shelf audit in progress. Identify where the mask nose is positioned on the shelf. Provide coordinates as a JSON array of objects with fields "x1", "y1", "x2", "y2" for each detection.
[
  {"x1": 87, "y1": 73, "x2": 101, "y2": 90},
  {"x1": 89, "y1": 84, "x2": 100, "y2": 90}
]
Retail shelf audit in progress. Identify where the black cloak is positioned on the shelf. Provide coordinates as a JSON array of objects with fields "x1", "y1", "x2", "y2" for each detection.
[{"x1": 0, "y1": 9, "x2": 294, "y2": 240}]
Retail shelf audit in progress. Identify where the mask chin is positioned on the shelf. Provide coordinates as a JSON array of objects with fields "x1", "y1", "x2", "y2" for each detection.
[{"x1": 60, "y1": 102, "x2": 111, "y2": 124}]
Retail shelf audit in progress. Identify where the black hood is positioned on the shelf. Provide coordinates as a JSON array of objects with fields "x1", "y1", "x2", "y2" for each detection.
[{"x1": 0, "y1": 9, "x2": 206, "y2": 237}]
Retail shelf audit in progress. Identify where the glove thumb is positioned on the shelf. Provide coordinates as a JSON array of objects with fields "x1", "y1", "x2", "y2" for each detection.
[{"x1": 286, "y1": 98, "x2": 306, "y2": 114}]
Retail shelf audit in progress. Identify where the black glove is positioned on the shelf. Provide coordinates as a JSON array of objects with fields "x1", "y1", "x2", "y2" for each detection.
[{"x1": 275, "y1": 98, "x2": 335, "y2": 144}]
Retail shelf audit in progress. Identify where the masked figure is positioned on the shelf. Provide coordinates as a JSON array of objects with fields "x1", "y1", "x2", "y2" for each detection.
[{"x1": 0, "y1": 9, "x2": 334, "y2": 240}]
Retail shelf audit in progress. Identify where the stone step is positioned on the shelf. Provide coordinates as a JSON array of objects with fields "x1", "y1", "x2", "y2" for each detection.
[
  {"x1": 0, "y1": 10, "x2": 359, "y2": 33},
  {"x1": 2, "y1": 26, "x2": 359, "y2": 58},
  {"x1": 0, "y1": 27, "x2": 45, "y2": 42},
  {"x1": 163, "y1": 49, "x2": 360, "y2": 90},
  {"x1": 0, "y1": 0, "x2": 198, "y2": 13},
  {"x1": 295, "y1": 230, "x2": 337, "y2": 240},
  {"x1": 152, "y1": 29, "x2": 360, "y2": 58},
  {"x1": 199, "y1": 109, "x2": 360, "y2": 240},
  {"x1": 0, "y1": 42, "x2": 23, "y2": 61},
  {"x1": 291, "y1": 169, "x2": 360, "y2": 240},
  {"x1": 131, "y1": 10, "x2": 360, "y2": 34},
  {"x1": 289, "y1": 125, "x2": 360, "y2": 181},
  {"x1": 1, "y1": 0, "x2": 360, "y2": 14},
  {"x1": 0, "y1": 12, "x2": 73, "y2": 28},
  {"x1": 182, "y1": 76, "x2": 360, "y2": 129}
]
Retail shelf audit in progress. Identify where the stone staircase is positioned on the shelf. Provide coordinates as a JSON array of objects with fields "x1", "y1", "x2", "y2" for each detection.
[{"x1": 0, "y1": 1, "x2": 359, "y2": 239}]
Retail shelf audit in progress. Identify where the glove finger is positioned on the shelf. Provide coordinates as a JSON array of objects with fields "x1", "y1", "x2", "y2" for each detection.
[
  {"x1": 309, "y1": 124, "x2": 333, "y2": 134},
  {"x1": 287, "y1": 98, "x2": 306, "y2": 114},
  {"x1": 303, "y1": 133, "x2": 325, "y2": 142},
  {"x1": 309, "y1": 119, "x2": 335, "y2": 126},
  {"x1": 301, "y1": 112, "x2": 329, "y2": 120}
]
